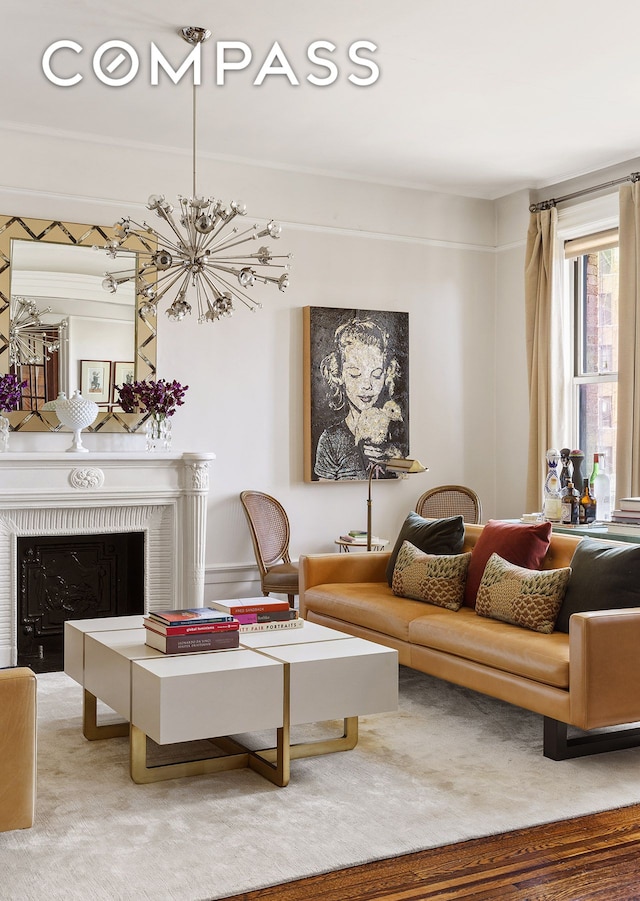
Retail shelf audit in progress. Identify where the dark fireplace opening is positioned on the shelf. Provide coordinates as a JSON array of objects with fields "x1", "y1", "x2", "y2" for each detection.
[{"x1": 17, "y1": 532, "x2": 145, "y2": 673}]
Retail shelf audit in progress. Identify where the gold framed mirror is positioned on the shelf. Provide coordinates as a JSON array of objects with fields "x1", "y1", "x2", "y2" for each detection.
[{"x1": 0, "y1": 214, "x2": 157, "y2": 433}]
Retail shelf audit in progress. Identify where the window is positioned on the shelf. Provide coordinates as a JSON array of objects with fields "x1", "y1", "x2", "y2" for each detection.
[{"x1": 568, "y1": 239, "x2": 618, "y2": 492}]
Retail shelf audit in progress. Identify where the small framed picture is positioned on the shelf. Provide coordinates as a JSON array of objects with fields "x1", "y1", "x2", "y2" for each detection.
[
  {"x1": 113, "y1": 361, "x2": 135, "y2": 389},
  {"x1": 112, "y1": 361, "x2": 135, "y2": 407},
  {"x1": 80, "y1": 360, "x2": 111, "y2": 404}
]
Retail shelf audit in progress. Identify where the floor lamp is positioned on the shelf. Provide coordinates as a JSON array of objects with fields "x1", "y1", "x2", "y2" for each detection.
[{"x1": 366, "y1": 457, "x2": 428, "y2": 551}]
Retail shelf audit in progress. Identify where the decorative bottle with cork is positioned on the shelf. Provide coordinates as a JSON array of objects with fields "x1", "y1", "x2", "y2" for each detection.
[{"x1": 543, "y1": 449, "x2": 562, "y2": 522}]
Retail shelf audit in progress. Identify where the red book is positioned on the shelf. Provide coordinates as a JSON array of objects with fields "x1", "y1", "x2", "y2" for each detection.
[
  {"x1": 232, "y1": 610, "x2": 298, "y2": 624},
  {"x1": 145, "y1": 628, "x2": 240, "y2": 654},
  {"x1": 208, "y1": 598, "x2": 290, "y2": 616},
  {"x1": 143, "y1": 617, "x2": 239, "y2": 636}
]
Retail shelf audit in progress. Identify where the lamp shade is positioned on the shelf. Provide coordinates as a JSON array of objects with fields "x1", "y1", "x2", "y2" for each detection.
[{"x1": 384, "y1": 458, "x2": 428, "y2": 474}]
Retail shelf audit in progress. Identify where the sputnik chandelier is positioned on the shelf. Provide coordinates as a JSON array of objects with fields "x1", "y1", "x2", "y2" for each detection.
[
  {"x1": 102, "y1": 25, "x2": 291, "y2": 323},
  {"x1": 9, "y1": 297, "x2": 67, "y2": 366}
]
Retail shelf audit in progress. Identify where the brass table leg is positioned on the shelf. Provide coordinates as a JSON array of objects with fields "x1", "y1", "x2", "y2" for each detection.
[
  {"x1": 129, "y1": 665, "x2": 292, "y2": 787},
  {"x1": 83, "y1": 690, "x2": 129, "y2": 741},
  {"x1": 129, "y1": 725, "x2": 251, "y2": 784},
  {"x1": 254, "y1": 716, "x2": 358, "y2": 765}
]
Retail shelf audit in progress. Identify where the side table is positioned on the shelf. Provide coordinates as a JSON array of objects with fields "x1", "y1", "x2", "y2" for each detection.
[{"x1": 335, "y1": 538, "x2": 388, "y2": 553}]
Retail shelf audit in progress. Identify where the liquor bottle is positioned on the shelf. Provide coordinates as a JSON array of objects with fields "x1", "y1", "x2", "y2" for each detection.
[
  {"x1": 559, "y1": 448, "x2": 572, "y2": 490},
  {"x1": 579, "y1": 478, "x2": 597, "y2": 524},
  {"x1": 543, "y1": 449, "x2": 562, "y2": 522},
  {"x1": 591, "y1": 453, "x2": 611, "y2": 521},
  {"x1": 561, "y1": 481, "x2": 579, "y2": 524}
]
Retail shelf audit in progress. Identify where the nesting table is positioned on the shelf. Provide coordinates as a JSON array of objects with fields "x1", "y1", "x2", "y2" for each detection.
[{"x1": 64, "y1": 616, "x2": 397, "y2": 787}]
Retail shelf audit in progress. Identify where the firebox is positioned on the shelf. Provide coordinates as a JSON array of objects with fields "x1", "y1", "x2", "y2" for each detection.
[{"x1": 17, "y1": 532, "x2": 144, "y2": 672}]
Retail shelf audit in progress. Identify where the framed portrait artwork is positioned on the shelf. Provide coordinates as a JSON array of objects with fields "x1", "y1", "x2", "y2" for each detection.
[
  {"x1": 113, "y1": 360, "x2": 135, "y2": 392},
  {"x1": 303, "y1": 306, "x2": 410, "y2": 482},
  {"x1": 80, "y1": 360, "x2": 111, "y2": 405}
]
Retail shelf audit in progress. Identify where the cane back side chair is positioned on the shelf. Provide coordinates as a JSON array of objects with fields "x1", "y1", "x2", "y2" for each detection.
[
  {"x1": 415, "y1": 485, "x2": 482, "y2": 524},
  {"x1": 239, "y1": 490, "x2": 299, "y2": 608}
]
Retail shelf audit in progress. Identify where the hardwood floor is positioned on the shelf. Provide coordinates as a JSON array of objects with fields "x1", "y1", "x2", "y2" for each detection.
[{"x1": 220, "y1": 803, "x2": 640, "y2": 900}]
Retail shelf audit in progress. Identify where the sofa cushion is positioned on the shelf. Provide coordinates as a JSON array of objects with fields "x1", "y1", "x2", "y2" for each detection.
[
  {"x1": 555, "y1": 537, "x2": 640, "y2": 633},
  {"x1": 392, "y1": 541, "x2": 472, "y2": 610},
  {"x1": 303, "y1": 581, "x2": 444, "y2": 642},
  {"x1": 386, "y1": 513, "x2": 465, "y2": 586},
  {"x1": 408, "y1": 606, "x2": 570, "y2": 688},
  {"x1": 463, "y1": 519, "x2": 552, "y2": 608},
  {"x1": 475, "y1": 552, "x2": 571, "y2": 634}
]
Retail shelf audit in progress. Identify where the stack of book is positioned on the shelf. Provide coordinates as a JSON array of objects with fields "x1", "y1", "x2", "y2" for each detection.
[
  {"x1": 143, "y1": 607, "x2": 240, "y2": 654},
  {"x1": 207, "y1": 597, "x2": 302, "y2": 632},
  {"x1": 611, "y1": 497, "x2": 640, "y2": 525},
  {"x1": 339, "y1": 530, "x2": 383, "y2": 545},
  {"x1": 339, "y1": 530, "x2": 367, "y2": 544}
]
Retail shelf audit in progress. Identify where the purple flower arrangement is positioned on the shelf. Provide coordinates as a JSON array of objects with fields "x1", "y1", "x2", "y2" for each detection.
[
  {"x1": 0, "y1": 373, "x2": 27, "y2": 412},
  {"x1": 117, "y1": 379, "x2": 188, "y2": 418}
]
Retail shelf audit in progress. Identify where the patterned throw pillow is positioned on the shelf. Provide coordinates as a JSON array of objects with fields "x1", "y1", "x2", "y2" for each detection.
[
  {"x1": 475, "y1": 552, "x2": 571, "y2": 634},
  {"x1": 385, "y1": 513, "x2": 465, "y2": 587},
  {"x1": 392, "y1": 540, "x2": 472, "y2": 610}
]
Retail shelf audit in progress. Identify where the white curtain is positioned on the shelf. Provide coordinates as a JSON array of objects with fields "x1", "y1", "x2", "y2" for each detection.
[
  {"x1": 524, "y1": 207, "x2": 566, "y2": 513},
  {"x1": 616, "y1": 183, "x2": 640, "y2": 501}
]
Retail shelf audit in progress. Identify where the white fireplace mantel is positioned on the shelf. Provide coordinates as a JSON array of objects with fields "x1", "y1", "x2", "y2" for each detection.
[{"x1": 0, "y1": 451, "x2": 215, "y2": 666}]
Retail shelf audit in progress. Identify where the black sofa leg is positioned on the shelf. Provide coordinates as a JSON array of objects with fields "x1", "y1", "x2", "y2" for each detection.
[{"x1": 544, "y1": 717, "x2": 640, "y2": 760}]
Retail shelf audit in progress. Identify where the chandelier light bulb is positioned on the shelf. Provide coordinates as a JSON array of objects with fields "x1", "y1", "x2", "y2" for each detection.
[{"x1": 152, "y1": 250, "x2": 173, "y2": 270}]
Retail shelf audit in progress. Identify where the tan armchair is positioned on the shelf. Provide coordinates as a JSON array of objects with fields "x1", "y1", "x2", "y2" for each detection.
[
  {"x1": 240, "y1": 491, "x2": 299, "y2": 608},
  {"x1": 0, "y1": 667, "x2": 36, "y2": 831}
]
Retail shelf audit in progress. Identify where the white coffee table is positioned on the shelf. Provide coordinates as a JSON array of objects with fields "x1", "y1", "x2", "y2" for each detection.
[{"x1": 64, "y1": 617, "x2": 397, "y2": 787}]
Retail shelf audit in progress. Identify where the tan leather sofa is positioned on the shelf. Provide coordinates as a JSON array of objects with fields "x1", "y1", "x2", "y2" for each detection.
[
  {"x1": 0, "y1": 667, "x2": 36, "y2": 830},
  {"x1": 300, "y1": 524, "x2": 640, "y2": 759}
]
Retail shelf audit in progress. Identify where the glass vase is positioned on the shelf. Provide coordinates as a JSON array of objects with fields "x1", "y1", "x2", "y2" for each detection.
[
  {"x1": 0, "y1": 414, "x2": 9, "y2": 452},
  {"x1": 146, "y1": 413, "x2": 172, "y2": 452}
]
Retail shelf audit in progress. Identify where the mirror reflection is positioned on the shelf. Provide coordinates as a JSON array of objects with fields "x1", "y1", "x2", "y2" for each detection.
[
  {"x1": 10, "y1": 241, "x2": 136, "y2": 410},
  {"x1": 0, "y1": 214, "x2": 157, "y2": 434}
]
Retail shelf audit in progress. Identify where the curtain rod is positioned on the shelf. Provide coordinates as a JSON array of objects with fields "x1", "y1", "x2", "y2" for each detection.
[{"x1": 529, "y1": 171, "x2": 640, "y2": 213}]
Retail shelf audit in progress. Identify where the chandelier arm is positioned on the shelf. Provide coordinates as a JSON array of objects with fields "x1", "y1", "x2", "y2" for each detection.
[
  {"x1": 149, "y1": 266, "x2": 192, "y2": 302},
  {"x1": 210, "y1": 256, "x2": 289, "y2": 268},
  {"x1": 203, "y1": 224, "x2": 259, "y2": 254},
  {"x1": 154, "y1": 206, "x2": 191, "y2": 248},
  {"x1": 197, "y1": 211, "x2": 246, "y2": 251},
  {"x1": 202, "y1": 270, "x2": 262, "y2": 311}
]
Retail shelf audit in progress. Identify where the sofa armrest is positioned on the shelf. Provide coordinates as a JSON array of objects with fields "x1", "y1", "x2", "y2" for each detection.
[
  {"x1": 570, "y1": 608, "x2": 640, "y2": 729},
  {"x1": 0, "y1": 667, "x2": 37, "y2": 831},
  {"x1": 299, "y1": 552, "x2": 391, "y2": 617}
]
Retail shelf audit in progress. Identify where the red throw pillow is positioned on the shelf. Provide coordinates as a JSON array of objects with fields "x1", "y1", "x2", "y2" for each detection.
[{"x1": 463, "y1": 519, "x2": 552, "y2": 608}]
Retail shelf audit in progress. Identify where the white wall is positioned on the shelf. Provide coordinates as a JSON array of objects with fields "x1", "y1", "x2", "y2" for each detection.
[{"x1": 0, "y1": 124, "x2": 498, "y2": 596}]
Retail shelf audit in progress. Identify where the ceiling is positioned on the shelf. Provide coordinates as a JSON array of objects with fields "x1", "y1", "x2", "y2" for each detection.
[{"x1": 2, "y1": 1, "x2": 640, "y2": 200}]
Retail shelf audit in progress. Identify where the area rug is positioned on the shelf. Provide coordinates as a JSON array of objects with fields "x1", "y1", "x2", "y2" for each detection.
[{"x1": 2, "y1": 667, "x2": 640, "y2": 901}]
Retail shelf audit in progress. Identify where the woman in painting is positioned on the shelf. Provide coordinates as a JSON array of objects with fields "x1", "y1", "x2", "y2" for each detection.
[{"x1": 314, "y1": 317, "x2": 404, "y2": 480}]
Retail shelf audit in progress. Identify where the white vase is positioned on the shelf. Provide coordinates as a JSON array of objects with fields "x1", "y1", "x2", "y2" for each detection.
[{"x1": 55, "y1": 389, "x2": 99, "y2": 452}]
